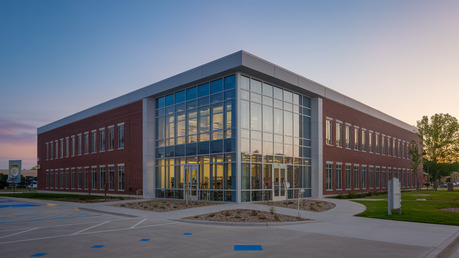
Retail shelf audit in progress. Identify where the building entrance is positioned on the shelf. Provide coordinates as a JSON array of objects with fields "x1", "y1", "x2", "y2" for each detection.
[
  {"x1": 184, "y1": 165, "x2": 199, "y2": 201},
  {"x1": 272, "y1": 164, "x2": 288, "y2": 201}
]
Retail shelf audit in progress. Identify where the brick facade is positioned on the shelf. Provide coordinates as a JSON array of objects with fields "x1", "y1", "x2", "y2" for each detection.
[
  {"x1": 322, "y1": 98, "x2": 422, "y2": 195},
  {"x1": 37, "y1": 101, "x2": 143, "y2": 195}
]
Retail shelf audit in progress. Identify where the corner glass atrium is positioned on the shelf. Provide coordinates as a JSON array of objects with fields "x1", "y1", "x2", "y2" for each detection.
[{"x1": 155, "y1": 74, "x2": 311, "y2": 202}]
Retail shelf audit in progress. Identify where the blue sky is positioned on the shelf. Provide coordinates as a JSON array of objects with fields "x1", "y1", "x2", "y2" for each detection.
[{"x1": 1, "y1": 0, "x2": 459, "y2": 169}]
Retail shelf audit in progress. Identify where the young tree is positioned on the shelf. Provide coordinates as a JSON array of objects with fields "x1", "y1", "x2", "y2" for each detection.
[
  {"x1": 408, "y1": 140, "x2": 422, "y2": 190},
  {"x1": 417, "y1": 113, "x2": 459, "y2": 190}
]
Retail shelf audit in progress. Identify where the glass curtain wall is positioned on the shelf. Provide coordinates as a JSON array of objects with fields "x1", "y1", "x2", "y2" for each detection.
[
  {"x1": 155, "y1": 75, "x2": 236, "y2": 201},
  {"x1": 240, "y1": 75, "x2": 312, "y2": 202}
]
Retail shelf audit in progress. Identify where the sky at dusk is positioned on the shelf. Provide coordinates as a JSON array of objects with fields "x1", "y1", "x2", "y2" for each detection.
[{"x1": 1, "y1": 0, "x2": 459, "y2": 169}]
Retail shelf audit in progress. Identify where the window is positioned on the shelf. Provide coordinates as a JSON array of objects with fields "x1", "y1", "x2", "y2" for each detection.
[
  {"x1": 46, "y1": 170, "x2": 49, "y2": 188},
  {"x1": 354, "y1": 165, "x2": 359, "y2": 189},
  {"x1": 100, "y1": 166, "x2": 106, "y2": 190},
  {"x1": 49, "y1": 170, "x2": 53, "y2": 188},
  {"x1": 393, "y1": 138, "x2": 396, "y2": 157},
  {"x1": 109, "y1": 166, "x2": 115, "y2": 190},
  {"x1": 326, "y1": 162, "x2": 333, "y2": 190},
  {"x1": 368, "y1": 131, "x2": 373, "y2": 153},
  {"x1": 369, "y1": 166, "x2": 374, "y2": 189},
  {"x1": 336, "y1": 122, "x2": 342, "y2": 147},
  {"x1": 77, "y1": 167, "x2": 82, "y2": 189},
  {"x1": 84, "y1": 167, "x2": 89, "y2": 190},
  {"x1": 55, "y1": 140, "x2": 58, "y2": 159},
  {"x1": 92, "y1": 130, "x2": 97, "y2": 153},
  {"x1": 336, "y1": 163, "x2": 342, "y2": 190},
  {"x1": 361, "y1": 129, "x2": 366, "y2": 151},
  {"x1": 108, "y1": 126, "x2": 115, "y2": 151},
  {"x1": 60, "y1": 169, "x2": 64, "y2": 189},
  {"x1": 60, "y1": 139, "x2": 64, "y2": 158},
  {"x1": 65, "y1": 168, "x2": 69, "y2": 189},
  {"x1": 118, "y1": 123, "x2": 125, "y2": 149},
  {"x1": 345, "y1": 164, "x2": 351, "y2": 189},
  {"x1": 71, "y1": 168, "x2": 75, "y2": 189},
  {"x1": 376, "y1": 167, "x2": 380, "y2": 188},
  {"x1": 77, "y1": 134, "x2": 82, "y2": 156},
  {"x1": 345, "y1": 124, "x2": 351, "y2": 149},
  {"x1": 382, "y1": 168, "x2": 387, "y2": 188},
  {"x1": 354, "y1": 127, "x2": 359, "y2": 150},
  {"x1": 71, "y1": 135, "x2": 76, "y2": 156},
  {"x1": 325, "y1": 119, "x2": 333, "y2": 145},
  {"x1": 50, "y1": 142, "x2": 53, "y2": 160},
  {"x1": 381, "y1": 135, "x2": 386, "y2": 155},
  {"x1": 99, "y1": 128, "x2": 105, "y2": 152},
  {"x1": 375, "y1": 133, "x2": 380, "y2": 154},
  {"x1": 387, "y1": 136, "x2": 392, "y2": 156},
  {"x1": 46, "y1": 143, "x2": 49, "y2": 160},
  {"x1": 65, "y1": 137, "x2": 69, "y2": 157},
  {"x1": 118, "y1": 164, "x2": 125, "y2": 190},
  {"x1": 84, "y1": 132, "x2": 89, "y2": 154},
  {"x1": 361, "y1": 166, "x2": 367, "y2": 189},
  {"x1": 92, "y1": 167, "x2": 97, "y2": 190}
]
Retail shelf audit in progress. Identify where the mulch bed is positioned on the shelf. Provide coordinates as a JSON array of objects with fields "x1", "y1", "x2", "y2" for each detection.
[
  {"x1": 260, "y1": 199, "x2": 335, "y2": 212},
  {"x1": 116, "y1": 199, "x2": 220, "y2": 212},
  {"x1": 185, "y1": 209, "x2": 308, "y2": 223}
]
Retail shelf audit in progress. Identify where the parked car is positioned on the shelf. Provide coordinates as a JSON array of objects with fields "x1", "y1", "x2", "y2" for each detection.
[{"x1": 27, "y1": 183, "x2": 37, "y2": 189}]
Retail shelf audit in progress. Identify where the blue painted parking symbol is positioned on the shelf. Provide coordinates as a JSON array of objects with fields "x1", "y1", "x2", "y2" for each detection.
[
  {"x1": 234, "y1": 245, "x2": 263, "y2": 251},
  {"x1": 140, "y1": 239, "x2": 150, "y2": 241},
  {"x1": 30, "y1": 253, "x2": 47, "y2": 257},
  {"x1": 91, "y1": 245, "x2": 104, "y2": 248},
  {"x1": 183, "y1": 233, "x2": 192, "y2": 235}
]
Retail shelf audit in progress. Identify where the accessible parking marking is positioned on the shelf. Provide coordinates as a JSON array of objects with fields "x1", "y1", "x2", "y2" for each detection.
[{"x1": 234, "y1": 245, "x2": 263, "y2": 251}]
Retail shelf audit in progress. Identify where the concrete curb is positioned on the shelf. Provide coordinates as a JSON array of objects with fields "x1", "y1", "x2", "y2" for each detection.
[
  {"x1": 171, "y1": 218, "x2": 314, "y2": 227},
  {"x1": 425, "y1": 230, "x2": 459, "y2": 258}
]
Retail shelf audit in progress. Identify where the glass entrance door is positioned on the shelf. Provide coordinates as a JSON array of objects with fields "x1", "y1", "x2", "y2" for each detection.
[
  {"x1": 272, "y1": 164, "x2": 288, "y2": 202},
  {"x1": 184, "y1": 165, "x2": 199, "y2": 201}
]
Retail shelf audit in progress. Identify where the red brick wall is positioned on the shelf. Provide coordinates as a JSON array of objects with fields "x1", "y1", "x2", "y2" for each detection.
[
  {"x1": 322, "y1": 98, "x2": 422, "y2": 195},
  {"x1": 37, "y1": 101, "x2": 143, "y2": 195}
]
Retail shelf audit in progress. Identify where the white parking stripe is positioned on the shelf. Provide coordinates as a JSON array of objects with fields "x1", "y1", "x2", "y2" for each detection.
[
  {"x1": 0, "y1": 221, "x2": 179, "y2": 245},
  {"x1": 71, "y1": 221, "x2": 110, "y2": 235},
  {"x1": 0, "y1": 228, "x2": 38, "y2": 239},
  {"x1": 130, "y1": 218, "x2": 147, "y2": 229}
]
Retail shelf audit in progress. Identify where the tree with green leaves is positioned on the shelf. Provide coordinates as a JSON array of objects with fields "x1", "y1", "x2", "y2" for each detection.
[
  {"x1": 417, "y1": 113, "x2": 459, "y2": 190},
  {"x1": 408, "y1": 140, "x2": 422, "y2": 190}
]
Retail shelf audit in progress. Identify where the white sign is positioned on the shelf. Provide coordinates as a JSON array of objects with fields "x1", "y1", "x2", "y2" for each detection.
[
  {"x1": 388, "y1": 178, "x2": 401, "y2": 215},
  {"x1": 8, "y1": 160, "x2": 22, "y2": 184}
]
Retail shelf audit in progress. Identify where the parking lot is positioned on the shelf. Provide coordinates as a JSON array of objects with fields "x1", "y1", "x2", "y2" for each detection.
[{"x1": 0, "y1": 197, "x2": 456, "y2": 257}]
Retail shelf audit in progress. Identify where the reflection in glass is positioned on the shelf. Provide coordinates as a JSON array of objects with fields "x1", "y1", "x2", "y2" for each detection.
[
  {"x1": 250, "y1": 102, "x2": 262, "y2": 131},
  {"x1": 274, "y1": 108, "x2": 283, "y2": 134},
  {"x1": 263, "y1": 83, "x2": 273, "y2": 97},
  {"x1": 241, "y1": 100, "x2": 250, "y2": 129},
  {"x1": 263, "y1": 105, "x2": 273, "y2": 133}
]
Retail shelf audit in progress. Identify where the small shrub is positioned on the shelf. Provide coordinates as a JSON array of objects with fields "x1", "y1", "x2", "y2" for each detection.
[
  {"x1": 288, "y1": 201, "x2": 294, "y2": 204},
  {"x1": 251, "y1": 210, "x2": 258, "y2": 216},
  {"x1": 258, "y1": 216, "x2": 267, "y2": 220},
  {"x1": 274, "y1": 215, "x2": 279, "y2": 221},
  {"x1": 194, "y1": 216, "x2": 199, "y2": 218},
  {"x1": 348, "y1": 192, "x2": 358, "y2": 199},
  {"x1": 153, "y1": 204, "x2": 158, "y2": 207},
  {"x1": 160, "y1": 206, "x2": 165, "y2": 209},
  {"x1": 208, "y1": 214, "x2": 215, "y2": 217},
  {"x1": 120, "y1": 204, "x2": 125, "y2": 207},
  {"x1": 235, "y1": 215, "x2": 241, "y2": 219},
  {"x1": 237, "y1": 210, "x2": 241, "y2": 214},
  {"x1": 225, "y1": 211, "x2": 231, "y2": 216}
]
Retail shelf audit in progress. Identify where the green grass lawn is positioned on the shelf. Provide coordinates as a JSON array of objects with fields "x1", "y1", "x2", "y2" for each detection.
[
  {"x1": 0, "y1": 192, "x2": 130, "y2": 203},
  {"x1": 354, "y1": 190, "x2": 459, "y2": 226}
]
